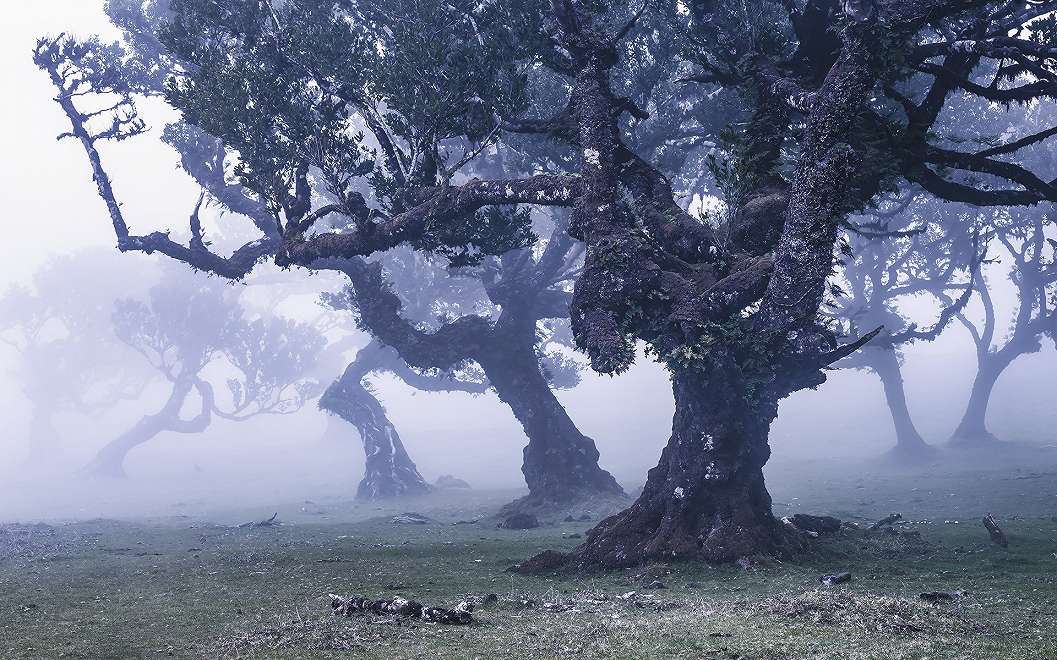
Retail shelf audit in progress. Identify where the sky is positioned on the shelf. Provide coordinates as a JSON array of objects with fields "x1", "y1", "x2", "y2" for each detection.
[{"x1": 1, "y1": 2, "x2": 1055, "y2": 521}]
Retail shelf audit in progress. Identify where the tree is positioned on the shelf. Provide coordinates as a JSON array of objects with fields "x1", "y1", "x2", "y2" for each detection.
[
  {"x1": 36, "y1": 0, "x2": 1057, "y2": 566},
  {"x1": 948, "y1": 209, "x2": 1057, "y2": 446},
  {"x1": 330, "y1": 219, "x2": 625, "y2": 512},
  {"x1": 82, "y1": 265, "x2": 323, "y2": 477},
  {"x1": 834, "y1": 196, "x2": 981, "y2": 462},
  {"x1": 0, "y1": 250, "x2": 151, "y2": 467}
]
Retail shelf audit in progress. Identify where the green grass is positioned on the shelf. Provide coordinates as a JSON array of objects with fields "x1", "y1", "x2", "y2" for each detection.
[{"x1": 3, "y1": 450, "x2": 1057, "y2": 659}]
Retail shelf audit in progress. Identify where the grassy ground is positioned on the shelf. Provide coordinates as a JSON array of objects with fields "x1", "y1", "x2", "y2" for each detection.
[{"x1": 3, "y1": 447, "x2": 1057, "y2": 659}]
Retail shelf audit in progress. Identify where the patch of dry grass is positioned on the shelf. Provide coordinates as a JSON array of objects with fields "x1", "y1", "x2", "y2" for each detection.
[{"x1": 756, "y1": 588, "x2": 982, "y2": 637}]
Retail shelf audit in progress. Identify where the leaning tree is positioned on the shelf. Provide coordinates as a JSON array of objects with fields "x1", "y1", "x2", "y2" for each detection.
[
  {"x1": 834, "y1": 195, "x2": 982, "y2": 462},
  {"x1": 37, "y1": 0, "x2": 1057, "y2": 566},
  {"x1": 82, "y1": 265, "x2": 323, "y2": 477}
]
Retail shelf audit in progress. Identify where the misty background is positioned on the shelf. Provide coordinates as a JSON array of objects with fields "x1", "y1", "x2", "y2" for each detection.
[{"x1": 2, "y1": 1, "x2": 1055, "y2": 523}]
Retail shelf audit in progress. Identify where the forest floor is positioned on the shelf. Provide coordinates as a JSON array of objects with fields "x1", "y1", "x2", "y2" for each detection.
[{"x1": 2, "y1": 445, "x2": 1057, "y2": 659}]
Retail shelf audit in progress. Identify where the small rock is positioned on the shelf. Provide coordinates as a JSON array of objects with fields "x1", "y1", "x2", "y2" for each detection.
[
  {"x1": 789, "y1": 514, "x2": 842, "y2": 535},
  {"x1": 497, "y1": 513, "x2": 540, "y2": 530},
  {"x1": 820, "y1": 571, "x2": 852, "y2": 586},
  {"x1": 392, "y1": 512, "x2": 432, "y2": 525},
  {"x1": 646, "y1": 580, "x2": 667, "y2": 589},
  {"x1": 562, "y1": 515, "x2": 576, "y2": 523}
]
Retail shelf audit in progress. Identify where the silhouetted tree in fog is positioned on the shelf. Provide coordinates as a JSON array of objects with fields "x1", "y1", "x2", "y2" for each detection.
[
  {"x1": 835, "y1": 197, "x2": 981, "y2": 462},
  {"x1": 82, "y1": 266, "x2": 323, "y2": 477},
  {"x1": 947, "y1": 209, "x2": 1057, "y2": 447},
  {"x1": 0, "y1": 251, "x2": 151, "y2": 467}
]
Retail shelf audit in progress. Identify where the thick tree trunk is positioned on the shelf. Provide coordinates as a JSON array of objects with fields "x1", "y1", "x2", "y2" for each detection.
[
  {"x1": 566, "y1": 364, "x2": 798, "y2": 569},
  {"x1": 866, "y1": 349, "x2": 936, "y2": 462},
  {"x1": 477, "y1": 324, "x2": 624, "y2": 513},
  {"x1": 321, "y1": 351, "x2": 431, "y2": 499},
  {"x1": 948, "y1": 358, "x2": 1005, "y2": 447}
]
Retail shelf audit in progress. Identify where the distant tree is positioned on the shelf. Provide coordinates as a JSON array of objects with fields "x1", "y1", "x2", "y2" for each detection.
[
  {"x1": 835, "y1": 197, "x2": 981, "y2": 462},
  {"x1": 947, "y1": 209, "x2": 1057, "y2": 446},
  {"x1": 0, "y1": 251, "x2": 151, "y2": 467},
  {"x1": 82, "y1": 265, "x2": 324, "y2": 477},
  {"x1": 36, "y1": 0, "x2": 1057, "y2": 567}
]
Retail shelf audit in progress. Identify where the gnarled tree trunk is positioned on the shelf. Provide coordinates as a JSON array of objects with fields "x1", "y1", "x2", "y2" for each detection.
[
  {"x1": 476, "y1": 315, "x2": 623, "y2": 514},
  {"x1": 566, "y1": 363, "x2": 799, "y2": 569},
  {"x1": 866, "y1": 348, "x2": 935, "y2": 462},
  {"x1": 320, "y1": 343, "x2": 431, "y2": 499}
]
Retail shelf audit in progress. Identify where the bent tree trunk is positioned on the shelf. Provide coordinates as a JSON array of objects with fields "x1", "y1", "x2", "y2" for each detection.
[
  {"x1": 566, "y1": 363, "x2": 797, "y2": 569},
  {"x1": 949, "y1": 358, "x2": 1006, "y2": 447},
  {"x1": 477, "y1": 327, "x2": 624, "y2": 513},
  {"x1": 79, "y1": 379, "x2": 209, "y2": 478},
  {"x1": 866, "y1": 348, "x2": 935, "y2": 462},
  {"x1": 320, "y1": 347, "x2": 431, "y2": 499}
]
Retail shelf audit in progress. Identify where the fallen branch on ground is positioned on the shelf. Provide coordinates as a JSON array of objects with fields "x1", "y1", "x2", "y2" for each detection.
[{"x1": 329, "y1": 594, "x2": 473, "y2": 624}]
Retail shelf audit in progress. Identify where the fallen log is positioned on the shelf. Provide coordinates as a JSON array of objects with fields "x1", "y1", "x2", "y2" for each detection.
[
  {"x1": 869, "y1": 513, "x2": 902, "y2": 530},
  {"x1": 982, "y1": 514, "x2": 1008, "y2": 547},
  {"x1": 329, "y1": 594, "x2": 473, "y2": 624}
]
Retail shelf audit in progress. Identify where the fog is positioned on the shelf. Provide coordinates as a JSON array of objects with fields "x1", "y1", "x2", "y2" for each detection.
[{"x1": 2, "y1": 1, "x2": 1055, "y2": 526}]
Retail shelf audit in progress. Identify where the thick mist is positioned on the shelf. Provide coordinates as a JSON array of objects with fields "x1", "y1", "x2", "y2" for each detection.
[
  {"x1": 0, "y1": 0, "x2": 1052, "y2": 526},
  {"x1": 2, "y1": 0, "x2": 1055, "y2": 525}
]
